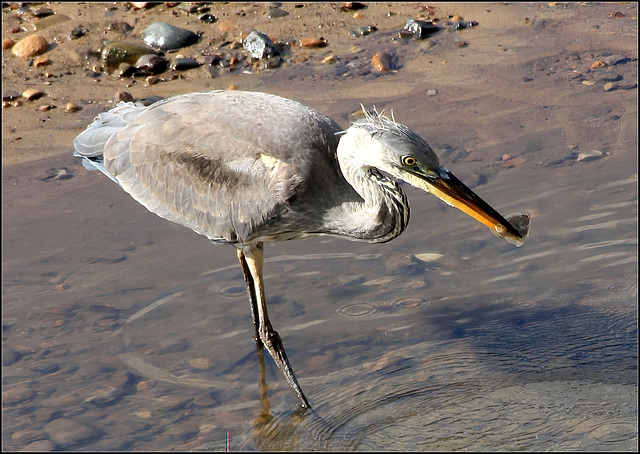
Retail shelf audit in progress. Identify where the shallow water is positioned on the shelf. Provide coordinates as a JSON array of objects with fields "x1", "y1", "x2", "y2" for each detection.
[{"x1": 2, "y1": 2, "x2": 637, "y2": 451}]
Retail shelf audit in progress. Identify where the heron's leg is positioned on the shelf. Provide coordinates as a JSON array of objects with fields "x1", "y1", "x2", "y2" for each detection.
[
  {"x1": 237, "y1": 247, "x2": 260, "y2": 340},
  {"x1": 237, "y1": 243, "x2": 311, "y2": 409},
  {"x1": 237, "y1": 247, "x2": 272, "y2": 418}
]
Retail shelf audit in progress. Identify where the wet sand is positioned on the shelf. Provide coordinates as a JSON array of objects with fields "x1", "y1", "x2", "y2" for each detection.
[{"x1": 3, "y1": 2, "x2": 638, "y2": 451}]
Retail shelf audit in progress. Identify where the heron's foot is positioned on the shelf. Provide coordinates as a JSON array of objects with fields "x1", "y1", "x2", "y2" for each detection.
[{"x1": 258, "y1": 326, "x2": 311, "y2": 409}]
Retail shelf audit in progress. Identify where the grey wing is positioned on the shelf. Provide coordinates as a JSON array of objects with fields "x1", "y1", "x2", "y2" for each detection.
[{"x1": 82, "y1": 91, "x2": 342, "y2": 244}]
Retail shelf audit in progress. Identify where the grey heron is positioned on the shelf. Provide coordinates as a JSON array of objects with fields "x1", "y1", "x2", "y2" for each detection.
[{"x1": 74, "y1": 90, "x2": 528, "y2": 409}]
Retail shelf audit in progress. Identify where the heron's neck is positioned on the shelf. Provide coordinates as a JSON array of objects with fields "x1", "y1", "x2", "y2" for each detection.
[{"x1": 326, "y1": 129, "x2": 409, "y2": 243}]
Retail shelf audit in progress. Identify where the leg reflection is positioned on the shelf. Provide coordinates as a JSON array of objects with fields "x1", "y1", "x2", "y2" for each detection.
[{"x1": 254, "y1": 341, "x2": 272, "y2": 426}]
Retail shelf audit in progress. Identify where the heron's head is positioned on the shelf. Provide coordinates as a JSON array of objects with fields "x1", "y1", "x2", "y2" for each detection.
[{"x1": 338, "y1": 109, "x2": 527, "y2": 245}]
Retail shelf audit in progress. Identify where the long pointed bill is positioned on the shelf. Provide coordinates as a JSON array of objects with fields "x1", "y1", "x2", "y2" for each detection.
[{"x1": 413, "y1": 167, "x2": 529, "y2": 246}]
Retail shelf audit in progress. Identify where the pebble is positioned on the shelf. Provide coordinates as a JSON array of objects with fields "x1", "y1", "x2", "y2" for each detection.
[
  {"x1": 34, "y1": 14, "x2": 71, "y2": 30},
  {"x1": 371, "y1": 51, "x2": 392, "y2": 71},
  {"x1": 189, "y1": 357, "x2": 212, "y2": 369},
  {"x1": 322, "y1": 55, "x2": 337, "y2": 64},
  {"x1": 453, "y1": 20, "x2": 479, "y2": 31},
  {"x1": 300, "y1": 37, "x2": 327, "y2": 48},
  {"x1": 21, "y1": 440, "x2": 55, "y2": 451},
  {"x1": 143, "y1": 22, "x2": 199, "y2": 51},
  {"x1": 12, "y1": 428, "x2": 48, "y2": 444},
  {"x1": 11, "y1": 34, "x2": 49, "y2": 58},
  {"x1": 116, "y1": 91, "x2": 134, "y2": 103},
  {"x1": 44, "y1": 418, "x2": 101, "y2": 447},
  {"x1": 85, "y1": 385, "x2": 125, "y2": 405},
  {"x1": 108, "y1": 21, "x2": 134, "y2": 35},
  {"x1": 268, "y1": 7, "x2": 289, "y2": 18},
  {"x1": 101, "y1": 41, "x2": 152, "y2": 70},
  {"x1": 426, "y1": 89, "x2": 437, "y2": 96},
  {"x1": 131, "y1": 2, "x2": 152, "y2": 10},
  {"x1": 135, "y1": 54, "x2": 168, "y2": 74},
  {"x1": 33, "y1": 7, "x2": 55, "y2": 17},
  {"x1": 170, "y1": 57, "x2": 201, "y2": 71},
  {"x1": 603, "y1": 82, "x2": 618, "y2": 91},
  {"x1": 577, "y1": 149, "x2": 603, "y2": 162},
  {"x1": 414, "y1": 252, "x2": 444, "y2": 262},
  {"x1": 199, "y1": 13, "x2": 217, "y2": 23},
  {"x1": 602, "y1": 54, "x2": 629, "y2": 66},
  {"x1": 70, "y1": 26, "x2": 89, "y2": 40},
  {"x1": 65, "y1": 102, "x2": 80, "y2": 112},
  {"x1": 3, "y1": 38, "x2": 15, "y2": 50},
  {"x1": 401, "y1": 19, "x2": 442, "y2": 39},
  {"x1": 33, "y1": 56, "x2": 51, "y2": 67},
  {"x1": 22, "y1": 88, "x2": 44, "y2": 100},
  {"x1": 3, "y1": 347, "x2": 22, "y2": 365},
  {"x1": 502, "y1": 156, "x2": 527, "y2": 168},
  {"x1": 595, "y1": 72, "x2": 622, "y2": 82},
  {"x1": 590, "y1": 60, "x2": 606, "y2": 69},
  {"x1": 1, "y1": 91, "x2": 19, "y2": 101},
  {"x1": 3, "y1": 385, "x2": 35, "y2": 404},
  {"x1": 350, "y1": 25, "x2": 377, "y2": 37},
  {"x1": 243, "y1": 31, "x2": 280, "y2": 59},
  {"x1": 145, "y1": 76, "x2": 160, "y2": 86}
]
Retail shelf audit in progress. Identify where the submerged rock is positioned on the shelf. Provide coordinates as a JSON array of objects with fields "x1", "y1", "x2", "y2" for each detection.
[{"x1": 102, "y1": 41, "x2": 152, "y2": 70}]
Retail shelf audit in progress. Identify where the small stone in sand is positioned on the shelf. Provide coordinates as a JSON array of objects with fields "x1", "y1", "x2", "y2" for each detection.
[
  {"x1": 22, "y1": 88, "x2": 44, "y2": 101},
  {"x1": 11, "y1": 35, "x2": 49, "y2": 58}
]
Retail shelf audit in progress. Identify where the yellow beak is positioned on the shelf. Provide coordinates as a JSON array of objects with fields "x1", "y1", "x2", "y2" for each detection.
[{"x1": 409, "y1": 167, "x2": 529, "y2": 245}]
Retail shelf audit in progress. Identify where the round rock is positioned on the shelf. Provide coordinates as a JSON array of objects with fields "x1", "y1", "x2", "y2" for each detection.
[
  {"x1": 44, "y1": 418, "x2": 101, "y2": 447},
  {"x1": 243, "y1": 31, "x2": 279, "y2": 59},
  {"x1": 11, "y1": 35, "x2": 49, "y2": 58},
  {"x1": 143, "y1": 22, "x2": 199, "y2": 51},
  {"x1": 2, "y1": 385, "x2": 35, "y2": 404}
]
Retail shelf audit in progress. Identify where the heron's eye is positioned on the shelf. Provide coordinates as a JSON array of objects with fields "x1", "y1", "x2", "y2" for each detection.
[{"x1": 402, "y1": 156, "x2": 417, "y2": 166}]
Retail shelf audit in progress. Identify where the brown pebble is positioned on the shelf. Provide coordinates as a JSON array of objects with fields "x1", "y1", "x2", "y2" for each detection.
[
  {"x1": 64, "y1": 102, "x2": 80, "y2": 112},
  {"x1": 353, "y1": 12, "x2": 362, "y2": 19},
  {"x1": 131, "y1": 2, "x2": 151, "y2": 9},
  {"x1": 11, "y1": 34, "x2": 49, "y2": 58},
  {"x1": 371, "y1": 51, "x2": 391, "y2": 71},
  {"x1": 300, "y1": 37, "x2": 327, "y2": 48},
  {"x1": 2, "y1": 101, "x2": 10, "y2": 109},
  {"x1": 116, "y1": 91, "x2": 134, "y2": 103},
  {"x1": 226, "y1": 84, "x2": 239, "y2": 90},
  {"x1": 145, "y1": 75, "x2": 160, "y2": 86},
  {"x1": 22, "y1": 440, "x2": 55, "y2": 452},
  {"x1": 22, "y1": 88, "x2": 44, "y2": 101},
  {"x1": 591, "y1": 60, "x2": 606, "y2": 69},
  {"x1": 502, "y1": 156, "x2": 527, "y2": 168},
  {"x1": 34, "y1": 56, "x2": 51, "y2": 68},
  {"x1": 39, "y1": 104, "x2": 55, "y2": 112},
  {"x1": 2, "y1": 38, "x2": 15, "y2": 50},
  {"x1": 322, "y1": 55, "x2": 337, "y2": 64},
  {"x1": 2, "y1": 385, "x2": 35, "y2": 404},
  {"x1": 12, "y1": 99, "x2": 22, "y2": 107},
  {"x1": 136, "y1": 380, "x2": 155, "y2": 392}
]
